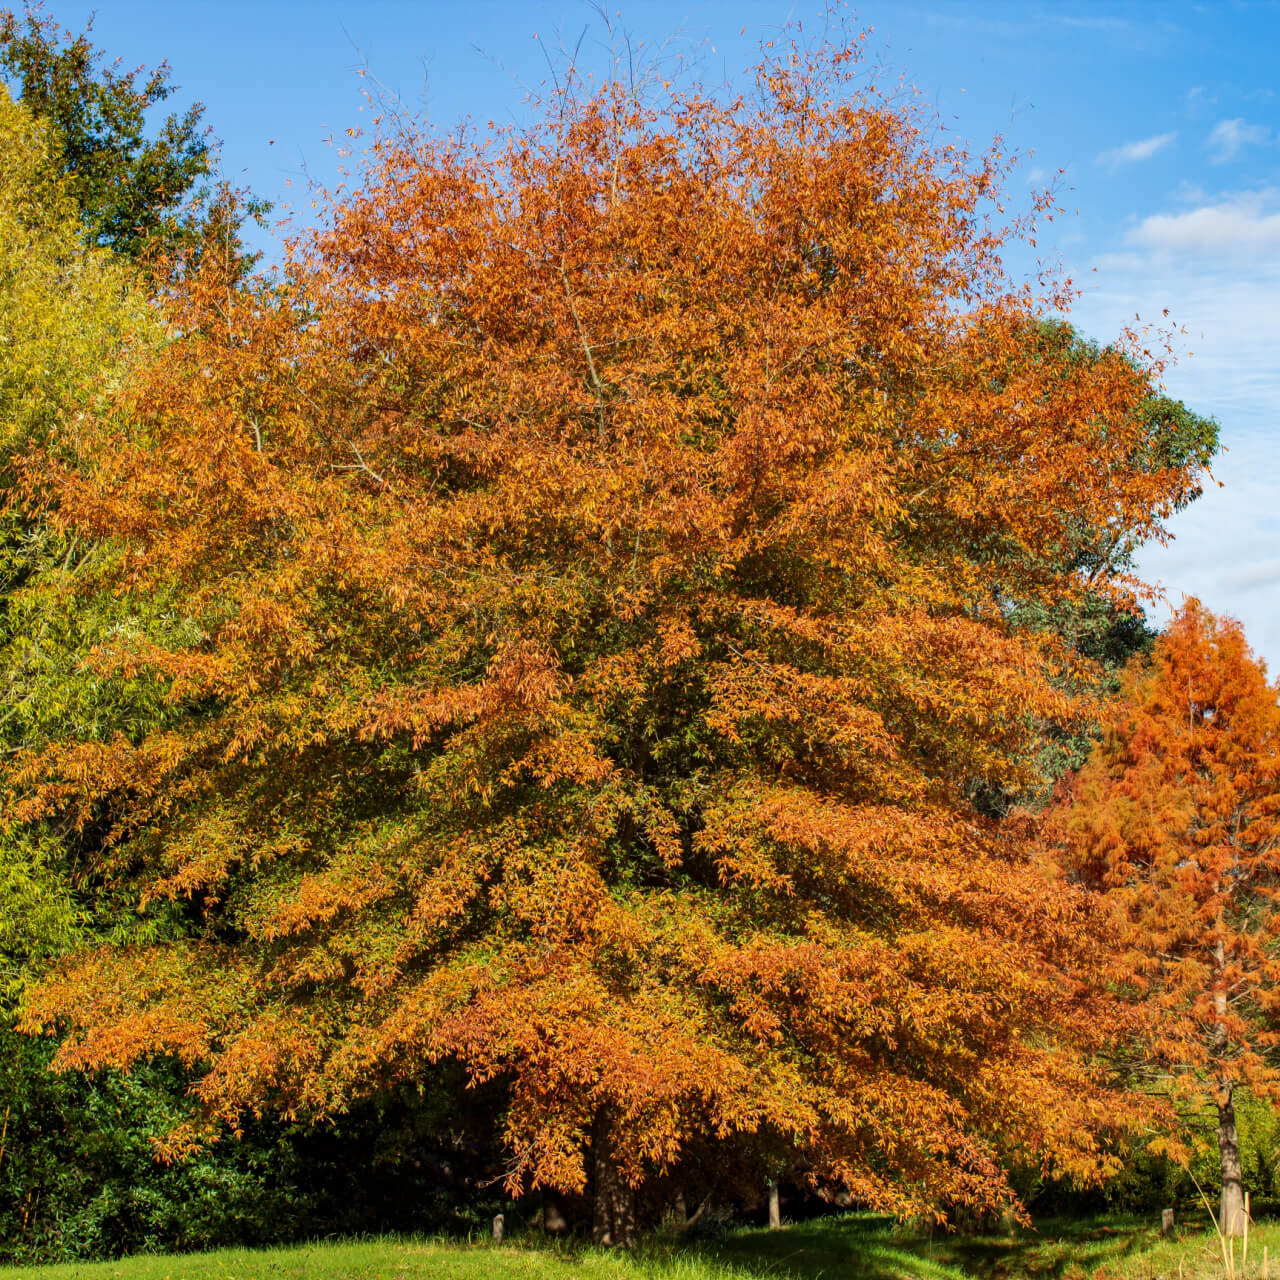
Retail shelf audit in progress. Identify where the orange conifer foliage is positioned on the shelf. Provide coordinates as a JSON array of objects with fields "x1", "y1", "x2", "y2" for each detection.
[
  {"x1": 1054, "y1": 602, "x2": 1280, "y2": 1234},
  {"x1": 10, "y1": 34, "x2": 1207, "y2": 1236}
]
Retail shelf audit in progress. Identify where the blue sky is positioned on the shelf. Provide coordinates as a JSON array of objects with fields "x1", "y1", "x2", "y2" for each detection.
[{"x1": 39, "y1": 0, "x2": 1280, "y2": 669}]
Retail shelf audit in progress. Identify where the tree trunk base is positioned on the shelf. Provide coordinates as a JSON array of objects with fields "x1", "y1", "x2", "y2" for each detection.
[
  {"x1": 592, "y1": 1109, "x2": 637, "y2": 1249},
  {"x1": 1220, "y1": 1092, "x2": 1247, "y2": 1238}
]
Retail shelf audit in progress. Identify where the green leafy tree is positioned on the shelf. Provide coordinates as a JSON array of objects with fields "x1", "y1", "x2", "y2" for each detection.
[
  {"x1": 980, "y1": 322, "x2": 1220, "y2": 814},
  {"x1": 0, "y1": 79, "x2": 159, "y2": 920},
  {"x1": 0, "y1": 2, "x2": 212, "y2": 260},
  {"x1": 0, "y1": 83, "x2": 410, "y2": 1267},
  {"x1": 0, "y1": 86, "x2": 234, "y2": 1263},
  {"x1": 0, "y1": 81, "x2": 156, "y2": 451}
]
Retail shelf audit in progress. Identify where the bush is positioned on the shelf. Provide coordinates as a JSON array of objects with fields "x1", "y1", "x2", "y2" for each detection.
[{"x1": 0, "y1": 1025, "x2": 312, "y2": 1263}]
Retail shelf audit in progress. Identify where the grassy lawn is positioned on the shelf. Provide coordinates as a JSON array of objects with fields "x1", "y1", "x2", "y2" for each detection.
[
  {"x1": 708, "y1": 1210, "x2": 1279, "y2": 1278},
  {"x1": 1, "y1": 1211, "x2": 1275, "y2": 1280}
]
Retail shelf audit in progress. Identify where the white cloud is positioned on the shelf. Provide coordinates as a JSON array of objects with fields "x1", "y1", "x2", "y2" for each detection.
[
  {"x1": 1125, "y1": 188, "x2": 1280, "y2": 258},
  {"x1": 1096, "y1": 131, "x2": 1177, "y2": 170},
  {"x1": 1207, "y1": 117, "x2": 1271, "y2": 163},
  {"x1": 1184, "y1": 85, "x2": 1217, "y2": 113},
  {"x1": 1068, "y1": 204, "x2": 1280, "y2": 672},
  {"x1": 1129, "y1": 437, "x2": 1280, "y2": 677},
  {"x1": 1057, "y1": 15, "x2": 1130, "y2": 31},
  {"x1": 1223, "y1": 558, "x2": 1280, "y2": 592}
]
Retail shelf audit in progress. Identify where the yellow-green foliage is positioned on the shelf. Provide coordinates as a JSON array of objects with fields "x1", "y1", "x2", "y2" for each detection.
[
  {"x1": 0, "y1": 87, "x2": 156, "y2": 990},
  {"x1": 0, "y1": 84, "x2": 156, "y2": 459},
  {"x1": 0, "y1": 832, "x2": 82, "y2": 997},
  {"x1": 1188, "y1": 1094, "x2": 1280, "y2": 1203}
]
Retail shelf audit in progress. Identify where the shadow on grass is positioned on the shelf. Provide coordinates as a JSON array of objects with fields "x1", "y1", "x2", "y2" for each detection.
[{"x1": 690, "y1": 1212, "x2": 1164, "y2": 1280}]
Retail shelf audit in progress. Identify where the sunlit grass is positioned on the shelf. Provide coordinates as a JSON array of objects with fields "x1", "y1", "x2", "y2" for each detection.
[{"x1": 7, "y1": 1211, "x2": 1280, "y2": 1279}]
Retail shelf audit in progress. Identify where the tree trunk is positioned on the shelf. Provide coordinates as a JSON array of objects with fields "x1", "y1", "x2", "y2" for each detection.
[
  {"x1": 767, "y1": 1180, "x2": 781, "y2": 1229},
  {"x1": 591, "y1": 1108, "x2": 637, "y2": 1248},
  {"x1": 1213, "y1": 929, "x2": 1247, "y2": 1239},
  {"x1": 1219, "y1": 1087, "x2": 1247, "y2": 1237},
  {"x1": 670, "y1": 1188, "x2": 687, "y2": 1225},
  {"x1": 541, "y1": 1192, "x2": 568, "y2": 1234}
]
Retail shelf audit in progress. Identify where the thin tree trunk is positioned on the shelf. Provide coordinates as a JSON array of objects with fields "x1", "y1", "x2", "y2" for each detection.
[
  {"x1": 1219, "y1": 1087, "x2": 1247, "y2": 1237},
  {"x1": 1213, "y1": 930, "x2": 1247, "y2": 1238},
  {"x1": 670, "y1": 1188, "x2": 687, "y2": 1225},
  {"x1": 767, "y1": 1180, "x2": 781, "y2": 1230},
  {"x1": 541, "y1": 1191, "x2": 568, "y2": 1234},
  {"x1": 591, "y1": 1108, "x2": 637, "y2": 1248}
]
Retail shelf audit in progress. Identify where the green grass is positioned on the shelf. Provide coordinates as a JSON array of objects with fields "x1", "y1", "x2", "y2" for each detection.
[
  {"x1": 3, "y1": 1211, "x2": 1277, "y2": 1280},
  {"x1": 707, "y1": 1210, "x2": 1280, "y2": 1278}
]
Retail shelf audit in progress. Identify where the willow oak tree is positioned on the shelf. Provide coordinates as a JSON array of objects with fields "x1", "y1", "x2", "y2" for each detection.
[
  {"x1": 1052, "y1": 602, "x2": 1280, "y2": 1236},
  {"x1": 12, "y1": 38, "x2": 1210, "y2": 1244}
]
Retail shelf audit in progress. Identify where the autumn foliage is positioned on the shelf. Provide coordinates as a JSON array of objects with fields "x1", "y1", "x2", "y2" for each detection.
[
  {"x1": 1052, "y1": 601, "x2": 1280, "y2": 1232},
  {"x1": 6, "y1": 32, "x2": 1213, "y2": 1237}
]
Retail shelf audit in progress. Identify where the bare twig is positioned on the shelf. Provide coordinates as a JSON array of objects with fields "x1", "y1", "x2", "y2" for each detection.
[
  {"x1": 559, "y1": 259, "x2": 607, "y2": 433},
  {"x1": 331, "y1": 440, "x2": 387, "y2": 487}
]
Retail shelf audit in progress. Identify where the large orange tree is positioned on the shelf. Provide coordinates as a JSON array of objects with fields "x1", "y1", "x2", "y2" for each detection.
[
  {"x1": 10, "y1": 35, "x2": 1210, "y2": 1241},
  {"x1": 1054, "y1": 601, "x2": 1280, "y2": 1235}
]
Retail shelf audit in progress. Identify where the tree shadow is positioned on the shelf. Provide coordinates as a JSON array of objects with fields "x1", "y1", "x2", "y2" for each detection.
[{"x1": 691, "y1": 1212, "x2": 1163, "y2": 1280}]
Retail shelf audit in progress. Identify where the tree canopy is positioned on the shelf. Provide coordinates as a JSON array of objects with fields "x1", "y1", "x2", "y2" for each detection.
[
  {"x1": 0, "y1": 2, "x2": 212, "y2": 259},
  {"x1": 1052, "y1": 600, "x2": 1280, "y2": 1233},
  {"x1": 0, "y1": 80, "x2": 159, "y2": 978},
  {"x1": 7, "y1": 34, "x2": 1217, "y2": 1242}
]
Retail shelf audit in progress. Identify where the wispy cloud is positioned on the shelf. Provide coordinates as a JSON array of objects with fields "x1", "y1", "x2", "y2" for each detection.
[
  {"x1": 1128, "y1": 438, "x2": 1280, "y2": 675},
  {"x1": 1096, "y1": 131, "x2": 1177, "y2": 170},
  {"x1": 1056, "y1": 15, "x2": 1130, "y2": 31},
  {"x1": 1207, "y1": 117, "x2": 1271, "y2": 163},
  {"x1": 1223, "y1": 558, "x2": 1280, "y2": 593},
  {"x1": 1070, "y1": 189, "x2": 1280, "y2": 670},
  {"x1": 1125, "y1": 188, "x2": 1280, "y2": 257},
  {"x1": 1185, "y1": 85, "x2": 1217, "y2": 114}
]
